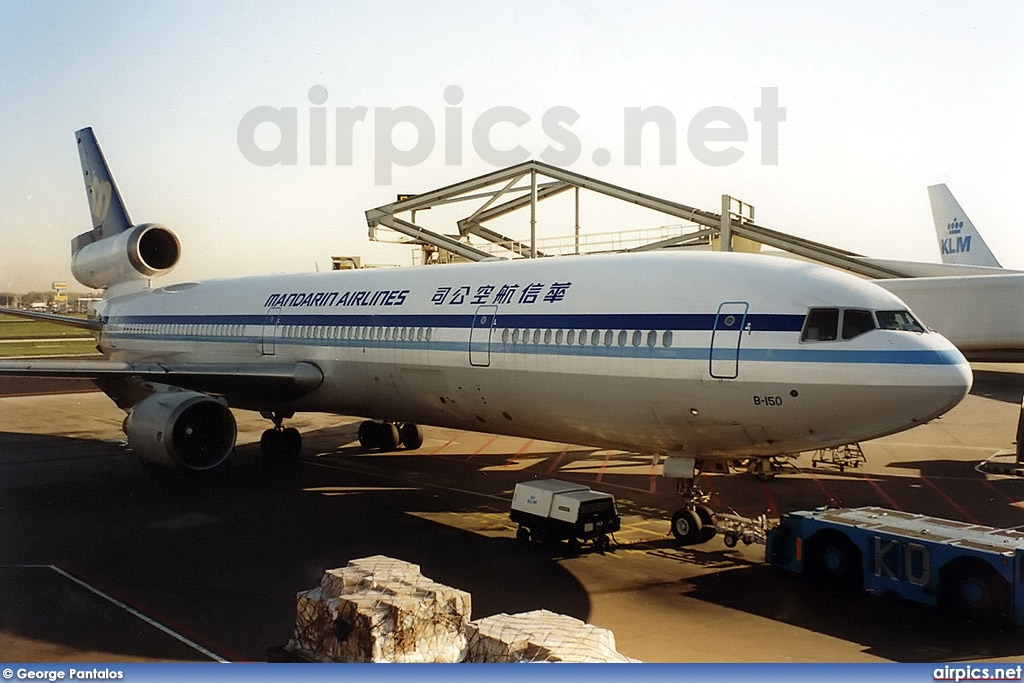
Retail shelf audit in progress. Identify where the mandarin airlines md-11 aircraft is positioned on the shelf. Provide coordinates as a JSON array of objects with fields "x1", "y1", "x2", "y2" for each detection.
[{"x1": 0, "y1": 128, "x2": 973, "y2": 545}]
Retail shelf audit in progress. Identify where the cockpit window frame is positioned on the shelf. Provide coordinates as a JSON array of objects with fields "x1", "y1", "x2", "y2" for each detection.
[
  {"x1": 841, "y1": 308, "x2": 876, "y2": 340},
  {"x1": 801, "y1": 307, "x2": 840, "y2": 342},
  {"x1": 802, "y1": 307, "x2": 927, "y2": 344},
  {"x1": 876, "y1": 310, "x2": 926, "y2": 333}
]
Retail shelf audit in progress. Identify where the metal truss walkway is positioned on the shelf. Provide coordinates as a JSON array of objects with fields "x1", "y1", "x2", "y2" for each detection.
[{"x1": 364, "y1": 160, "x2": 911, "y2": 278}]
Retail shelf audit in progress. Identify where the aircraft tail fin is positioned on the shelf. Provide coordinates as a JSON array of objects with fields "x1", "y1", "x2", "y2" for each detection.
[
  {"x1": 72, "y1": 127, "x2": 133, "y2": 254},
  {"x1": 927, "y1": 184, "x2": 1001, "y2": 268}
]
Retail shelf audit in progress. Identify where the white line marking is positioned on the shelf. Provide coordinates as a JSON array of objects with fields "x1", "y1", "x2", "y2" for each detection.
[{"x1": 8, "y1": 564, "x2": 228, "y2": 662}]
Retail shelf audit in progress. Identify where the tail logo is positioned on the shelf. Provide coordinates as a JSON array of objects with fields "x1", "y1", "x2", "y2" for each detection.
[
  {"x1": 946, "y1": 217, "x2": 964, "y2": 235},
  {"x1": 88, "y1": 175, "x2": 112, "y2": 223}
]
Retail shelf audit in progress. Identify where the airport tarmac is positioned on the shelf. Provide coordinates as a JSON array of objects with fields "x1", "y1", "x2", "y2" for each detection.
[{"x1": 1, "y1": 364, "x2": 1022, "y2": 663}]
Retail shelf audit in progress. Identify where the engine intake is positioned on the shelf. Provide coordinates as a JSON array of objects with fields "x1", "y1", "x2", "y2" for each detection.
[
  {"x1": 71, "y1": 223, "x2": 181, "y2": 289},
  {"x1": 125, "y1": 390, "x2": 236, "y2": 470}
]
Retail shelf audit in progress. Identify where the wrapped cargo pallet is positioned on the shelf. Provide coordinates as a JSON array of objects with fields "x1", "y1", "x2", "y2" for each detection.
[
  {"x1": 287, "y1": 555, "x2": 471, "y2": 663},
  {"x1": 466, "y1": 609, "x2": 637, "y2": 663}
]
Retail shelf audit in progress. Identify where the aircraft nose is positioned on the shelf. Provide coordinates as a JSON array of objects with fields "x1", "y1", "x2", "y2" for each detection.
[{"x1": 908, "y1": 336, "x2": 973, "y2": 423}]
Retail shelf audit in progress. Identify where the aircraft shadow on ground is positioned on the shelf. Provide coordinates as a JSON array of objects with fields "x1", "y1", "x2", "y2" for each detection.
[
  {"x1": 5, "y1": 421, "x2": 1024, "y2": 662},
  {"x1": 1, "y1": 429, "x2": 594, "y2": 661}
]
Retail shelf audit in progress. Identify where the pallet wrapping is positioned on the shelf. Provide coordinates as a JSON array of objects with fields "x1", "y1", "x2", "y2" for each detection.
[
  {"x1": 287, "y1": 555, "x2": 471, "y2": 663},
  {"x1": 465, "y1": 609, "x2": 635, "y2": 663}
]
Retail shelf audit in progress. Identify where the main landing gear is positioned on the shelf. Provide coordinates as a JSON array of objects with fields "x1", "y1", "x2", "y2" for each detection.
[
  {"x1": 260, "y1": 410, "x2": 301, "y2": 464},
  {"x1": 357, "y1": 420, "x2": 424, "y2": 452}
]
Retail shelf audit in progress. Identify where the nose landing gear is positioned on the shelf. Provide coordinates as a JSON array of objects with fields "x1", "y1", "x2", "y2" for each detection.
[{"x1": 665, "y1": 455, "x2": 770, "y2": 548}]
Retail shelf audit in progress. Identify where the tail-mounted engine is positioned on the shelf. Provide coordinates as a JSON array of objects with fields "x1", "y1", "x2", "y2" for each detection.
[
  {"x1": 71, "y1": 222, "x2": 181, "y2": 290},
  {"x1": 125, "y1": 390, "x2": 236, "y2": 471}
]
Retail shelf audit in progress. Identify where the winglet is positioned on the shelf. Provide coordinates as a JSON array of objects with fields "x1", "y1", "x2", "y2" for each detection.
[
  {"x1": 927, "y1": 184, "x2": 1001, "y2": 268},
  {"x1": 71, "y1": 127, "x2": 133, "y2": 254}
]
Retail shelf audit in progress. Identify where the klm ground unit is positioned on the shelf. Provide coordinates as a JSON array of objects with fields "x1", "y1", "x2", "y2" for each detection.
[{"x1": 767, "y1": 506, "x2": 1024, "y2": 625}]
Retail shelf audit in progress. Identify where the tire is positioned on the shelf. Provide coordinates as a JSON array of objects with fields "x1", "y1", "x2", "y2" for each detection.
[
  {"x1": 805, "y1": 530, "x2": 863, "y2": 591},
  {"x1": 281, "y1": 427, "x2": 302, "y2": 458},
  {"x1": 723, "y1": 533, "x2": 739, "y2": 548},
  {"x1": 358, "y1": 421, "x2": 379, "y2": 450},
  {"x1": 516, "y1": 527, "x2": 531, "y2": 543},
  {"x1": 938, "y1": 559, "x2": 1011, "y2": 624},
  {"x1": 695, "y1": 504, "x2": 717, "y2": 543},
  {"x1": 260, "y1": 429, "x2": 280, "y2": 459},
  {"x1": 399, "y1": 423, "x2": 424, "y2": 450},
  {"x1": 378, "y1": 423, "x2": 400, "y2": 452},
  {"x1": 671, "y1": 508, "x2": 703, "y2": 545}
]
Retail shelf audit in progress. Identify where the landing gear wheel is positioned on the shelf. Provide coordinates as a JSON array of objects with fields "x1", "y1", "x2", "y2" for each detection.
[
  {"x1": 358, "y1": 421, "x2": 379, "y2": 450},
  {"x1": 378, "y1": 423, "x2": 400, "y2": 452},
  {"x1": 260, "y1": 427, "x2": 301, "y2": 466},
  {"x1": 671, "y1": 508, "x2": 703, "y2": 545},
  {"x1": 695, "y1": 504, "x2": 717, "y2": 543},
  {"x1": 281, "y1": 427, "x2": 302, "y2": 458},
  {"x1": 260, "y1": 428, "x2": 281, "y2": 456},
  {"x1": 399, "y1": 423, "x2": 424, "y2": 450}
]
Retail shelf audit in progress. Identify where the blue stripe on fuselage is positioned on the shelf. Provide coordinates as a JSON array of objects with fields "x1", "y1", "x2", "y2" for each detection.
[{"x1": 108, "y1": 312, "x2": 807, "y2": 332}]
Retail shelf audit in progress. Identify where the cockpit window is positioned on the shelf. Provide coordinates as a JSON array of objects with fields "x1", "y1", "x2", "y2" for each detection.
[
  {"x1": 876, "y1": 310, "x2": 925, "y2": 333},
  {"x1": 801, "y1": 308, "x2": 839, "y2": 342},
  {"x1": 842, "y1": 309, "x2": 876, "y2": 340}
]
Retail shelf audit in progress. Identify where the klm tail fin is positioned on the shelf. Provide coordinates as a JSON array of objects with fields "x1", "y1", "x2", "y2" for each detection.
[
  {"x1": 72, "y1": 127, "x2": 133, "y2": 253},
  {"x1": 927, "y1": 184, "x2": 1001, "y2": 268}
]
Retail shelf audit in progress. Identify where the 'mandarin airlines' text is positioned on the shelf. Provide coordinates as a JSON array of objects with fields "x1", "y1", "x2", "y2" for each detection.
[{"x1": 264, "y1": 289, "x2": 409, "y2": 308}]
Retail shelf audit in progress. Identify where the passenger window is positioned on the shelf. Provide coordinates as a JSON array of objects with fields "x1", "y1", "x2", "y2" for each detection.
[
  {"x1": 842, "y1": 309, "x2": 876, "y2": 340},
  {"x1": 802, "y1": 308, "x2": 839, "y2": 342},
  {"x1": 877, "y1": 310, "x2": 925, "y2": 333}
]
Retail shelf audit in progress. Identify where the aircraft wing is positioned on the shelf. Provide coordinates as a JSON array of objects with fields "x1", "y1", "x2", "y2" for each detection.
[
  {"x1": 0, "y1": 306, "x2": 103, "y2": 331},
  {"x1": 0, "y1": 359, "x2": 323, "y2": 400}
]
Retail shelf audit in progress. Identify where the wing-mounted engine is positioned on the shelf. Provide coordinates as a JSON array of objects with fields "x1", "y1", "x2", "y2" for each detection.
[
  {"x1": 71, "y1": 222, "x2": 181, "y2": 290},
  {"x1": 125, "y1": 389, "x2": 236, "y2": 471}
]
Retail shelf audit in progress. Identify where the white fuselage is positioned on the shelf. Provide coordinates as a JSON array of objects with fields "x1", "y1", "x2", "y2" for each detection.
[{"x1": 93, "y1": 251, "x2": 972, "y2": 459}]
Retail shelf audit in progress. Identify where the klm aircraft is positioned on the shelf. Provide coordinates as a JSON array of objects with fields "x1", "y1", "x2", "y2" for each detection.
[
  {"x1": 0, "y1": 129, "x2": 973, "y2": 545},
  {"x1": 928, "y1": 183, "x2": 1001, "y2": 268}
]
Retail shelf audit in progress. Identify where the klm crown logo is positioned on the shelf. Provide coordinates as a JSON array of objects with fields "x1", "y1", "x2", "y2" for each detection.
[{"x1": 947, "y1": 217, "x2": 964, "y2": 235}]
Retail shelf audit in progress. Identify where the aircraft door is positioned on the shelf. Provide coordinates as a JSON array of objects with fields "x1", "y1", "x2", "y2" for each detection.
[
  {"x1": 469, "y1": 305, "x2": 498, "y2": 367},
  {"x1": 709, "y1": 302, "x2": 748, "y2": 379},
  {"x1": 261, "y1": 307, "x2": 281, "y2": 356}
]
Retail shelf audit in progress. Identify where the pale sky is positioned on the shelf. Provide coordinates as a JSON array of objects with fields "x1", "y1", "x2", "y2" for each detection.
[{"x1": 1, "y1": 0, "x2": 1021, "y2": 292}]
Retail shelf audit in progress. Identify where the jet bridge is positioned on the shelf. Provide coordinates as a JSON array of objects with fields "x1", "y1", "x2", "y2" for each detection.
[{"x1": 364, "y1": 160, "x2": 912, "y2": 279}]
